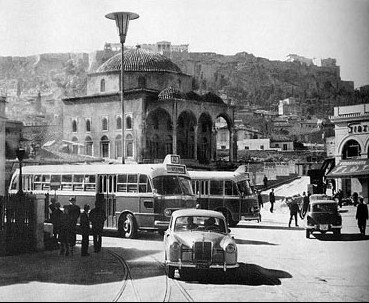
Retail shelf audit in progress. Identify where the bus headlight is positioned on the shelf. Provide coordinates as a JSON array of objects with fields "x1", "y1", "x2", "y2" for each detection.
[{"x1": 164, "y1": 208, "x2": 172, "y2": 217}]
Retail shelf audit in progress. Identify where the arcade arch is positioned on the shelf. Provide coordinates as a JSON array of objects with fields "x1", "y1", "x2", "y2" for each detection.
[{"x1": 177, "y1": 110, "x2": 197, "y2": 159}]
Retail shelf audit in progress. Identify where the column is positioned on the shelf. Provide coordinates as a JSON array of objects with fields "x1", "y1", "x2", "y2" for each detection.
[
  {"x1": 229, "y1": 127, "x2": 234, "y2": 162},
  {"x1": 194, "y1": 125, "x2": 198, "y2": 160},
  {"x1": 172, "y1": 101, "x2": 177, "y2": 154},
  {"x1": 0, "y1": 96, "x2": 6, "y2": 197}
]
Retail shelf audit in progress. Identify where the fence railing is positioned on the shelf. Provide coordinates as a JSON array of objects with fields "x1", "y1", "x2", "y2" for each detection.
[{"x1": 0, "y1": 193, "x2": 37, "y2": 256}]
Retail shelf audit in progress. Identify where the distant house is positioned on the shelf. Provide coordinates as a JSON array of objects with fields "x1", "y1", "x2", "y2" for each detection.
[{"x1": 270, "y1": 135, "x2": 294, "y2": 151}]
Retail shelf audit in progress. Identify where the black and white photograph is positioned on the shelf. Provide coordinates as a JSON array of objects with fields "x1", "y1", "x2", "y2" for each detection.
[{"x1": 0, "y1": 0, "x2": 368, "y2": 301}]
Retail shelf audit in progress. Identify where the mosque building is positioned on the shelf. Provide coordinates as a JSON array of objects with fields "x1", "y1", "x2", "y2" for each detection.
[{"x1": 62, "y1": 46, "x2": 235, "y2": 164}]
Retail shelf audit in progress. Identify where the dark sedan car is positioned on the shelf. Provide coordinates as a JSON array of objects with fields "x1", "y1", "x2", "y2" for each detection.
[{"x1": 305, "y1": 199, "x2": 342, "y2": 238}]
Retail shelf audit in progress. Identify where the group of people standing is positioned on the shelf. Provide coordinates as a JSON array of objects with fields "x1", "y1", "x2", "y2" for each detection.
[{"x1": 49, "y1": 195, "x2": 106, "y2": 257}]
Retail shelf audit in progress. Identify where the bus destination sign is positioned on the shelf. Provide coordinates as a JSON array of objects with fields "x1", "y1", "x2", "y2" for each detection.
[{"x1": 166, "y1": 164, "x2": 186, "y2": 174}]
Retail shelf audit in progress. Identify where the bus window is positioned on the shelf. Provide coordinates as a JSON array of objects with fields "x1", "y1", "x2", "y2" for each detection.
[
  {"x1": 117, "y1": 174, "x2": 127, "y2": 192},
  {"x1": 139, "y1": 174, "x2": 151, "y2": 193},
  {"x1": 73, "y1": 175, "x2": 84, "y2": 191},
  {"x1": 11, "y1": 175, "x2": 18, "y2": 190},
  {"x1": 237, "y1": 180, "x2": 253, "y2": 196},
  {"x1": 202, "y1": 180, "x2": 209, "y2": 195},
  {"x1": 62, "y1": 175, "x2": 73, "y2": 190},
  {"x1": 153, "y1": 176, "x2": 181, "y2": 195},
  {"x1": 84, "y1": 175, "x2": 96, "y2": 191},
  {"x1": 179, "y1": 177, "x2": 193, "y2": 195},
  {"x1": 210, "y1": 180, "x2": 223, "y2": 196},
  {"x1": 42, "y1": 174, "x2": 51, "y2": 190},
  {"x1": 34, "y1": 174, "x2": 42, "y2": 190},
  {"x1": 127, "y1": 174, "x2": 138, "y2": 193},
  {"x1": 225, "y1": 180, "x2": 239, "y2": 196},
  {"x1": 51, "y1": 175, "x2": 61, "y2": 190}
]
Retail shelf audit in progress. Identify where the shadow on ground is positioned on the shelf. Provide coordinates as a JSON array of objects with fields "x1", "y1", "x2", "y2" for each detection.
[
  {"x1": 0, "y1": 245, "x2": 163, "y2": 287},
  {"x1": 235, "y1": 238, "x2": 278, "y2": 246},
  {"x1": 313, "y1": 233, "x2": 369, "y2": 242},
  {"x1": 178, "y1": 262, "x2": 292, "y2": 286}
]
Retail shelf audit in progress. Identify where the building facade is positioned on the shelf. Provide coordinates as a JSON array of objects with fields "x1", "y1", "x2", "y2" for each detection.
[
  {"x1": 327, "y1": 103, "x2": 369, "y2": 202},
  {"x1": 62, "y1": 47, "x2": 234, "y2": 164}
]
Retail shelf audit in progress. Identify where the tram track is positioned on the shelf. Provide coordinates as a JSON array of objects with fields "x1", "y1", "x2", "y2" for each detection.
[
  {"x1": 105, "y1": 248, "x2": 194, "y2": 302},
  {"x1": 106, "y1": 249, "x2": 142, "y2": 302}
]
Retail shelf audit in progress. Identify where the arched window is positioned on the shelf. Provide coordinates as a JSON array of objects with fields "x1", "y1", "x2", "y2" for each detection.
[
  {"x1": 86, "y1": 119, "x2": 91, "y2": 132},
  {"x1": 72, "y1": 120, "x2": 77, "y2": 132},
  {"x1": 85, "y1": 136, "x2": 93, "y2": 156},
  {"x1": 126, "y1": 116, "x2": 132, "y2": 129},
  {"x1": 342, "y1": 139, "x2": 361, "y2": 159},
  {"x1": 102, "y1": 117, "x2": 108, "y2": 131},
  {"x1": 100, "y1": 135, "x2": 110, "y2": 158},
  {"x1": 126, "y1": 134, "x2": 133, "y2": 157},
  {"x1": 100, "y1": 79, "x2": 105, "y2": 92},
  {"x1": 115, "y1": 135, "x2": 122, "y2": 158},
  {"x1": 138, "y1": 76, "x2": 146, "y2": 88},
  {"x1": 116, "y1": 116, "x2": 122, "y2": 129}
]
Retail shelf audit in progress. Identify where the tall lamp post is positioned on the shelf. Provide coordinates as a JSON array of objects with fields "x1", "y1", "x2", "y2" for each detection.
[
  {"x1": 16, "y1": 148, "x2": 25, "y2": 196},
  {"x1": 105, "y1": 11, "x2": 139, "y2": 164}
]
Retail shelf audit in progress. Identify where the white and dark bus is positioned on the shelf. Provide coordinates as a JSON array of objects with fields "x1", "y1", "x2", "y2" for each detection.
[
  {"x1": 188, "y1": 166, "x2": 260, "y2": 227},
  {"x1": 8, "y1": 154, "x2": 197, "y2": 238}
]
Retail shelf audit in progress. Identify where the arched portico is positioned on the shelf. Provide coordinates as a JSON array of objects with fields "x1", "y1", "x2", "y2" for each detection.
[{"x1": 177, "y1": 110, "x2": 197, "y2": 159}]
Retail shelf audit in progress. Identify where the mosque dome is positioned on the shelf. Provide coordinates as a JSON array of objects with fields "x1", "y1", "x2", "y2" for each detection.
[{"x1": 96, "y1": 46, "x2": 182, "y2": 74}]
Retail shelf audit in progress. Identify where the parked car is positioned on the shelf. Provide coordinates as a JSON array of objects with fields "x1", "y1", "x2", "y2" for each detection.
[
  {"x1": 305, "y1": 199, "x2": 342, "y2": 238},
  {"x1": 163, "y1": 208, "x2": 238, "y2": 279}
]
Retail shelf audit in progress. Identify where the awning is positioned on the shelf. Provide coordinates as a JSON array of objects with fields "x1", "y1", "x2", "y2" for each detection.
[{"x1": 326, "y1": 159, "x2": 369, "y2": 179}]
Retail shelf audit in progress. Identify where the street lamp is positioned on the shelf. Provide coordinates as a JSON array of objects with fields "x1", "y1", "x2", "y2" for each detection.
[
  {"x1": 105, "y1": 11, "x2": 139, "y2": 164},
  {"x1": 16, "y1": 148, "x2": 25, "y2": 195}
]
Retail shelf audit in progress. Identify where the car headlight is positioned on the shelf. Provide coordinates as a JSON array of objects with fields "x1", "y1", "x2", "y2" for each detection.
[
  {"x1": 225, "y1": 244, "x2": 236, "y2": 253},
  {"x1": 170, "y1": 241, "x2": 180, "y2": 251}
]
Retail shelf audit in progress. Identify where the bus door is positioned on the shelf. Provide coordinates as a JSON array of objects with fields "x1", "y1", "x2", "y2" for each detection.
[
  {"x1": 138, "y1": 174, "x2": 154, "y2": 228},
  {"x1": 98, "y1": 174, "x2": 117, "y2": 228},
  {"x1": 196, "y1": 179, "x2": 210, "y2": 209}
]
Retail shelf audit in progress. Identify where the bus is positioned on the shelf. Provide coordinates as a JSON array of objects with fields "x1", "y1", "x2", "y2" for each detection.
[
  {"x1": 8, "y1": 154, "x2": 197, "y2": 238},
  {"x1": 188, "y1": 165, "x2": 260, "y2": 227}
]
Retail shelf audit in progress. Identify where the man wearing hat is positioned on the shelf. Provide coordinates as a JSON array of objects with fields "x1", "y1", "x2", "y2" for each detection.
[{"x1": 64, "y1": 197, "x2": 81, "y2": 254}]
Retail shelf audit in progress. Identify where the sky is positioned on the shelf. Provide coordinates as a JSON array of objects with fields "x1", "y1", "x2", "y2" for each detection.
[{"x1": 0, "y1": 0, "x2": 368, "y2": 88}]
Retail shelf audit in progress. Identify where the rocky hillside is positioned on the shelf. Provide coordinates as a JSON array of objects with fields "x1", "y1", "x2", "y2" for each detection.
[{"x1": 1, "y1": 49, "x2": 367, "y2": 123}]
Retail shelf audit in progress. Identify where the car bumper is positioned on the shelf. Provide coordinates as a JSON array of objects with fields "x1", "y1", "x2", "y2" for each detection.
[
  {"x1": 306, "y1": 224, "x2": 342, "y2": 231},
  {"x1": 154, "y1": 220, "x2": 170, "y2": 230},
  {"x1": 165, "y1": 261, "x2": 239, "y2": 271}
]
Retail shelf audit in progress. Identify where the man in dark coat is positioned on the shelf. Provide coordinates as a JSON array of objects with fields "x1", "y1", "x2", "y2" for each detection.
[
  {"x1": 288, "y1": 200, "x2": 299, "y2": 227},
  {"x1": 300, "y1": 192, "x2": 310, "y2": 219},
  {"x1": 80, "y1": 204, "x2": 91, "y2": 257},
  {"x1": 263, "y1": 175, "x2": 268, "y2": 189},
  {"x1": 50, "y1": 202, "x2": 63, "y2": 241},
  {"x1": 59, "y1": 207, "x2": 72, "y2": 256},
  {"x1": 64, "y1": 197, "x2": 81, "y2": 254},
  {"x1": 89, "y1": 199, "x2": 106, "y2": 253},
  {"x1": 269, "y1": 188, "x2": 275, "y2": 213},
  {"x1": 356, "y1": 197, "x2": 368, "y2": 236},
  {"x1": 258, "y1": 191, "x2": 263, "y2": 208}
]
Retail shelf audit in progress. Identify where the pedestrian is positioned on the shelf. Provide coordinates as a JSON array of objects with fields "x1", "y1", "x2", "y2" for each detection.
[
  {"x1": 59, "y1": 207, "x2": 72, "y2": 256},
  {"x1": 288, "y1": 199, "x2": 299, "y2": 227},
  {"x1": 80, "y1": 204, "x2": 91, "y2": 257},
  {"x1": 64, "y1": 197, "x2": 81, "y2": 255},
  {"x1": 356, "y1": 197, "x2": 368, "y2": 236},
  {"x1": 50, "y1": 201, "x2": 63, "y2": 241},
  {"x1": 352, "y1": 192, "x2": 359, "y2": 206},
  {"x1": 300, "y1": 191, "x2": 310, "y2": 219},
  {"x1": 269, "y1": 188, "x2": 275, "y2": 213},
  {"x1": 335, "y1": 189, "x2": 343, "y2": 208},
  {"x1": 89, "y1": 198, "x2": 106, "y2": 253},
  {"x1": 258, "y1": 191, "x2": 263, "y2": 208},
  {"x1": 263, "y1": 175, "x2": 268, "y2": 189}
]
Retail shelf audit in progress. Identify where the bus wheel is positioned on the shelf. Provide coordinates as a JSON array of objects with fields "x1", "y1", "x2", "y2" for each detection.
[{"x1": 119, "y1": 213, "x2": 137, "y2": 239}]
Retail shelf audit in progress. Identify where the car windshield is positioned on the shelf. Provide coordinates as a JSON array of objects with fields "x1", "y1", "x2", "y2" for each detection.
[
  {"x1": 310, "y1": 194, "x2": 332, "y2": 201},
  {"x1": 312, "y1": 203, "x2": 337, "y2": 213},
  {"x1": 153, "y1": 176, "x2": 193, "y2": 195},
  {"x1": 174, "y1": 216, "x2": 226, "y2": 233},
  {"x1": 237, "y1": 180, "x2": 253, "y2": 195}
]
